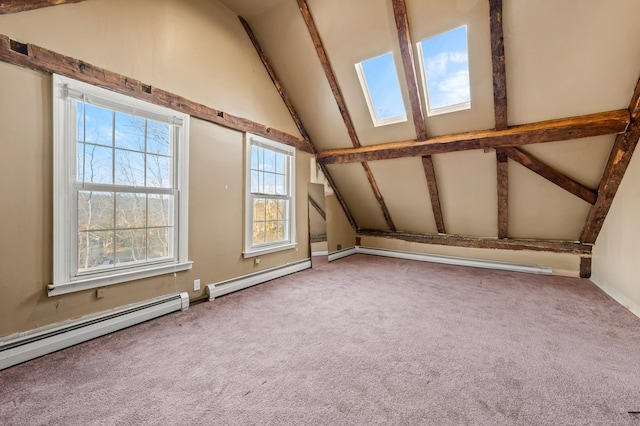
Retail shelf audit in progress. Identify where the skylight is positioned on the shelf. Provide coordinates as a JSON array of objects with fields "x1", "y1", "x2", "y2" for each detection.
[
  {"x1": 355, "y1": 52, "x2": 407, "y2": 127},
  {"x1": 418, "y1": 26, "x2": 471, "y2": 116}
]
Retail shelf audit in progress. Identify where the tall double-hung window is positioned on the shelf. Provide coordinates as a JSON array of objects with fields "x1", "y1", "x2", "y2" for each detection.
[
  {"x1": 51, "y1": 74, "x2": 191, "y2": 296},
  {"x1": 244, "y1": 134, "x2": 296, "y2": 257}
]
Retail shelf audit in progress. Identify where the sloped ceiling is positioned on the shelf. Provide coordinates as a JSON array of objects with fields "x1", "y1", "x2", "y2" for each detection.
[
  {"x1": 2, "y1": 0, "x2": 638, "y2": 252},
  {"x1": 218, "y1": 0, "x2": 640, "y2": 247}
]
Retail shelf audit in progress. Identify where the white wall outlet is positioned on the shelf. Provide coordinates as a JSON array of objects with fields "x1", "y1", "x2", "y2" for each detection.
[
  {"x1": 193, "y1": 279, "x2": 200, "y2": 291},
  {"x1": 254, "y1": 257, "x2": 260, "y2": 265}
]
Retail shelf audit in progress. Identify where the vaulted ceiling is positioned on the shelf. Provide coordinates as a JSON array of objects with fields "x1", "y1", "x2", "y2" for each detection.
[
  {"x1": 2, "y1": 0, "x2": 640, "y2": 267},
  {"x1": 217, "y1": 0, "x2": 640, "y2": 256}
]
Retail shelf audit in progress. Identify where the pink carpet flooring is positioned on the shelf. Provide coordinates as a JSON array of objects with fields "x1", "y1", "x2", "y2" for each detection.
[{"x1": 2, "y1": 254, "x2": 640, "y2": 425}]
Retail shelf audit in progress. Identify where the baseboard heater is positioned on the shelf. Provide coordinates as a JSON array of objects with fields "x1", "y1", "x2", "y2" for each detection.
[
  {"x1": 206, "y1": 259, "x2": 311, "y2": 301},
  {"x1": 330, "y1": 246, "x2": 553, "y2": 275},
  {"x1": 0, "y1": 292, "x2": 189, "y2": 371}
]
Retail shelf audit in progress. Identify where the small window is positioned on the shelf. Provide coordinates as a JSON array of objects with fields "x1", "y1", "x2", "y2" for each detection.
[
  {"x1": 52, "y1": 74, "x2": 191, "y2": 295},
  {"x1": 355, "y1": 52, "x2": 407, "y2": 127},
  {"x1": 417, "y1": 26, "x2": 471, "y2": 116},
  {"x1": 244, "y1": 134, "x2": 296, "y2": 257}
]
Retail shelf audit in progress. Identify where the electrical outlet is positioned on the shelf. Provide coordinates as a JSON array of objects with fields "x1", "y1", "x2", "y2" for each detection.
[
  {"x1": 337, "y1": 244, "x2": 342, "y2": 250},
  {"x1": 193, "y1": 279, "x2": 200, "y2": 291},
  {"x1": 96, "y1": 288, "x2": 105, "y2": 299},
  {"x1": 254, "y1": 257, "x2": 260, "y2": 265}
]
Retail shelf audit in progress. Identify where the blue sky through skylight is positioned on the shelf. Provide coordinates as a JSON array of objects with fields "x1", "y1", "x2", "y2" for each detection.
[
  {"x1": 359, "y1": 52, "x2": 406, "y2": 123},
  {"x1": 419, "y1": 26, "x2": 471, "y2": 111}
]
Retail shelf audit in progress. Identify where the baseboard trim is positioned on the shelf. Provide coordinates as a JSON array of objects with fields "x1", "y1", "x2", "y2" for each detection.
[
  {"x1": 328, "y1": 247, "x2": 357, "y2": 262},
  {"x1": 336, "y1": 246, "x2": 553, "y2": 275},
  {"x1": 591, "y1": 278, "x2": 640, "y2": 319},
  {"x1": 206, "y1": 259, "x2": 311, "y2": 301},
  {"x1": 0, "y1": 292, "x2": 189, "y2": 370}
]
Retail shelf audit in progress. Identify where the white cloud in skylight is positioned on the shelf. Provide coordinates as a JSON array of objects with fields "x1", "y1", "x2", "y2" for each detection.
[{"x1": 418, "y1": 26, "x2": 471, "y2": 114}]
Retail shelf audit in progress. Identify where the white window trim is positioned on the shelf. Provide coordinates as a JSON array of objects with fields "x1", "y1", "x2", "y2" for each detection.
[
  {"x1": 51, "y1": 74, "x2": 191, "y2": 296},
  {"x1": 354, "y1": 53, "x2": 408, "y2": 127},
  {"x1": 416, "y1": 25, "x2": 472, "y2": 117},
  {"x1": 243, "y1": 133, "x2": 296, "y2": 258}
]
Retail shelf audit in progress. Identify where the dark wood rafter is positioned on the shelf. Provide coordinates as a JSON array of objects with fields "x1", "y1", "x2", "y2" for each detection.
[
  {"x1": 238, "y1": 16, "x2": 315, "y2": 154},
  {"x1": 580, "y1": 256, "x2": 592, "y2": 279},
  {"x1": 296, "y1": 0, "x2": 360, "y2": 148},
  {"x1": 316, "y1": 110, "x2": 629, "y2": 164},
  {"x1": 496, "y1": 149, "x2": 509, "y2": 239},
  {"x1": 421, "y1": 156, "x2": 446, "y2": 234},
  {"x1": 392, "y1": 0, "x2": 446, "y2": 234},
  {"x1": 318, "y1": 163, "x2": 358, "y2": 230},
  {"x1": 502, "y1": 147, "x2": 597, "y2": 205},
  {"x1": 489, "y1": 0, "x2": 508, "y2": 131},
  {"x1": 0, "y1": 0, "x2": 85, "y2": 14},
  {"x1": 357, "y1": 229, "x2": 592, "y2": 255},
  {"x1": 361, "y1": 162, "x2": 396, "y2": 231},
  {"x1": 581, "y1": 76, "x2": 640, "y2": 244},
  {"x1": 391, "y1": 0, "x2": 427, "y2": 141},
  {"x1": 296, "y1": 0, "x2": 396, "y2": 231},
  {"x1": 0, "y1": 35, "x2": 312, "y2": 153},
  {"x1": 308, "y1": 195, "x2": 326, "y2": 220},
  {"x1": 238, "y1": 16, "x2": 358, "y2": 230}
]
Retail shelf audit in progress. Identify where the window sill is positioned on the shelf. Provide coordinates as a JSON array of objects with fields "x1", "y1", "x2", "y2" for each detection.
[
  {"x1": 243, "y1": 243, "x2": 297, "y2": 258},
  {"x1": 48, "y1": 261, "x2": 193, "y2": 296}
]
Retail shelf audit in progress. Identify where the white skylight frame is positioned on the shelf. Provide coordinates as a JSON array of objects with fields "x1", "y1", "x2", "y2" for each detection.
[
  {"x1": 417, "y1": 25, "x2": 472, "y2": 117},
  {"x1": 355, "y1": 52, "x2": 408, "y2": 127}
]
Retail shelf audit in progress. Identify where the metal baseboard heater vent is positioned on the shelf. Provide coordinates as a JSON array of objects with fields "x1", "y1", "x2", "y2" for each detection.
[
  {"x1": 0, "y1": 292, "x2": 189, "y2": 371},
  {"x1": 330, "y1": 246, "x2": 553, "y2": 275},
  {"x1": 207, "y1": 259, "x2": 311, "y2": 300}
]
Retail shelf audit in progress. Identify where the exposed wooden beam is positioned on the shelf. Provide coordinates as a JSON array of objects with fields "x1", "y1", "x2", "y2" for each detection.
[
  {"x1": 297, "y1": 0, "x2": 396, "y2": 231},
  {"x1": 0, "y1": 0, "x2": 85, "y2": 14},
  {"x1": 319, "y1": 163, "x2": 358, "y2": 230},
  {"x1": 391, "y1": 0, "x2": 448, "y2": 235},
  {"x1": 391, "y1": 0, "x2": 427, "y2": 141},
  {"x1": 489, "y1": 0, "x2": 508, "y2": 130},
  {"x1": 296, "y1": 0, "x2": 360, "y2": 148},
  {"x1": 421, "y1": 156, "x2": 445, "y2": 233},
  {"x1": 357, "y1": 229, "x2": 592, "y2": 255},
  {"x1": 238, "y1": 16, "x2": 358, "y2": 229},
  {"x1": 308, "y1": 195, "x2": 326, "y2": 220},
  {"x1": 316, "y1": 110, "x2": 629, "y2": 164},
  {"x1": 496, "y1": 150, "x2": 509, "y2": 238},
  {"x1": 502, "y1": 147, "x2": 597, "y2": 205},
  {"x1": 238, "y1": 16, "x2": 315, "y2": 154},
  {"x1": 580, "y1": 76, "x2": 640, "y2": 244},
  {"x1": 310, "y1": 234, "x2": 327, "y2": 244},
  {"x1": 579, "y1": 256, "x2": 592, "y2": 279},
  {"x1": 0, "y1": 35, "x2": 312, "y2": 153},
  {"x1": 361, "y1": 162, "x2": 396, "y2": 231}
]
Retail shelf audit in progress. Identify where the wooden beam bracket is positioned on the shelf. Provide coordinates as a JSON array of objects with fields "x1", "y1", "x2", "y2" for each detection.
[{"x1": 502, "y1": 147, "x2": 597, "y2": 205}]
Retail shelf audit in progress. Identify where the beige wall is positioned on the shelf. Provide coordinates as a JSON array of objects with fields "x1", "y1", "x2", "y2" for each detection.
[
  {"x1": 326, "y1": 193, "x2": 356, "y2": 253},
  {"x1": 308, "y1": 183, "x2": 326, "y2": 238},
  {"x1": 0, "y1": 0, "x2": 311, "y2": 338},
  {"x1": 592, "y1": 150, "x2": 640, "y2": 318}
]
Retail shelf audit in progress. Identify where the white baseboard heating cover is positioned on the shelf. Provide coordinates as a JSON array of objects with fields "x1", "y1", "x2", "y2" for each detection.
[
  {"x1": 0, "y1": 292, "x2": 189, "y2": 371},
  {"x1": 353, "y1": 246, "x2": 553, "y2": 275},
  {"x1": 207, "y1": 259, "x2": 311, "y2": 300}
]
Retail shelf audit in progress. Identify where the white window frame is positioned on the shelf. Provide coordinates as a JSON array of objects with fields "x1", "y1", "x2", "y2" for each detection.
[
  {"x1": 416, "y1": 25, "x2": 472, "y2": 117},
  {"x1": 243, "y1": 133, "x2": 296, "y2": 258},
  {"x1": 354, "y1": 52, "x2": 408, "y2": 127},
  {"x1": 51, "y1": 74, "x2": 191, "y2": 296}
]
